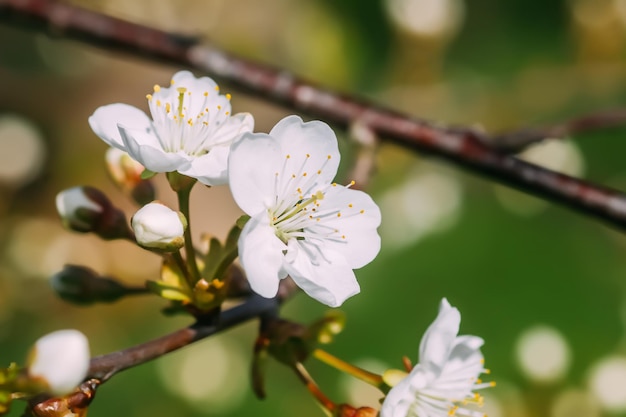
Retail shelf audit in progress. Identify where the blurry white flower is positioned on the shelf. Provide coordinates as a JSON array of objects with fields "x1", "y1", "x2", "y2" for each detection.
[
  {"x1": 381, "y1": 298, "x2": 492, "y2": 417},
  {"x1": 55, "y1": 186, "x2": 132, "y2": 240},
  {"x1": 89, "y1": 71, "x2": 254, "y2": 185},
  {"x1": 131, "y1": 202, "x2": 186, "y2": 251},
  {"x1": 228, "y1": 115, "x2": 381, "y2": 307},
  {"x1": 105, "y1": 147, "x2": 155, "y2": 205},
  {"x1": 27, "y1": 329, "x2": 90, "y2": 395}
]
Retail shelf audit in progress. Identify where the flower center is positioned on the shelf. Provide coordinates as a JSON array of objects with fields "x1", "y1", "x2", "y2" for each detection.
[
  {"x1": 268, "y1": 153, "x2": 364, "y2": 251},
  {"x1": 146, "y1": 83, "x2": 232, "y2": 156}
]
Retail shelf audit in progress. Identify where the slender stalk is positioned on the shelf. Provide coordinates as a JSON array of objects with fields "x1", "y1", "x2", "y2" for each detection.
[
  {"x1": 313, "y1": 349, "x2": 383, "y2": 387},
  {"x1": 292, "y1": 362, "x2": 336, "y2": 415},
  {"x1": 177, "y1": 186, "x2": 201, "y2": 284}
]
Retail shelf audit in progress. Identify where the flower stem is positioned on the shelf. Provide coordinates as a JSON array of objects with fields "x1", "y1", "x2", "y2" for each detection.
[
  {"x1": 313, "y1": 349, "x2": 383, "y2": 387},
  {"x1": 175, "y1": 182, "x2": 201, "y2": 284},
  {"x1": 292, "y1": 361, "x2": 335, "y2": 416}
]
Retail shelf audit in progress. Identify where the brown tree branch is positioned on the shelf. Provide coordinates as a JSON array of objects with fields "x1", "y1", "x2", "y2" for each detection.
[
  {"x1": 2, "y1": 0, "x2": 626, "y2": 231},
  {"x1": 27, "y1": 291, "x2": 285, "y2": 416},
  {"x1": 491, "y1": 108, "x2": 626, "y2": 153}
]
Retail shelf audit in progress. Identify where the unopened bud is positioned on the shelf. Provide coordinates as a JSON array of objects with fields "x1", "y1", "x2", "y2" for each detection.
[
  {"x1": 51, "y1": 265, "x2": 130, "y2": 305},
  {"x1": 131, "y1": 202, "x2": 187, "y2": 251},
  {"x1": 105, "y1": 148, "x2": 156, "y2": 205},
  {"x1": 55, "y1": 186, "x2": 133, "y2": 240},
  {"x1": 27, "y1": 330, "x2": 90, "y2": 396}
]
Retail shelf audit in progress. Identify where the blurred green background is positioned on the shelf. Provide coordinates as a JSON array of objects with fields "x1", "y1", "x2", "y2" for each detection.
[{"x1": 2, "y1": 0, "x2": 626, "y2": 416}]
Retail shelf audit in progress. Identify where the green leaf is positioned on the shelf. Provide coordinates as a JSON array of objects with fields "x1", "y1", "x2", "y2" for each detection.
[
  {"x1": 235, "y1": 215, "x2": 250, "y2": 229},
  {"x1": 201, "y1": 237, "x2": 223, "y2": 280},
  {"x1": 140, "y1": 169, "x2": 157, "y2": 180},
  {"x1": 146, "y1": 280, "x2": 191, "y2": 302},
  {"x1": 224, "y1": 223, "x2": 243, "y2": 252}
]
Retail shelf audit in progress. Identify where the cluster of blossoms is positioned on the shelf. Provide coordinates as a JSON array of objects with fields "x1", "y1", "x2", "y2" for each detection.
[
  {"x1": 48, "y1": 71, "x2": 493, "y2": 416},
  {"x1": 83, "y1": 70, "x2": 382, "y2": 308}
]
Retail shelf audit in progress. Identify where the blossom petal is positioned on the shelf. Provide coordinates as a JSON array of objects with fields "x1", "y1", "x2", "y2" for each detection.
[
  {"x1": 229, "y1": 132, "x2": 283, "y2": 215},
  {"x1": 269, "y1": 115, "x2": 340, "y2": 187},
  {"x1": 314, "y1": 186, "x2": 382, "y2": 268},
  {"x1": 238, "y1": 215, "x2": 287, "y2": 298},
  {"x1": 211, "y1": 112, "x2": 254, "y2": 147},
  {"x1": 89, "y1": 103, "x2": 152, "y2": 149},
  {"x1": 180, "y1": 145, "x2": 230, "y2": 186},
  {"x1": 283, "y1": 241, "x2": 360, "y2": 307},
  {"x1": 418, "y1": 298, "x2": 461, "y2": 376},
  {"x1": 380, "y1": 374, "x2": 413, "y2": 417},
  {"x1": 118, "y1": 125, "x2": 191, "y2": 172}
]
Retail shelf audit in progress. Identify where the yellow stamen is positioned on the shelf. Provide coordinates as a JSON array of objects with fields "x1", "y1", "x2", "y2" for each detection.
[
  {"x1": 153, "y1": 84, "x2": 161, "y2": 92},
  {"x1": 176, "y1": 87, "x2": 187, "y2": 118}
]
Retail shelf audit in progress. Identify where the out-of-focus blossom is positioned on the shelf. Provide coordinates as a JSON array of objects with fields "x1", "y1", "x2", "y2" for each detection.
[
  {"x1": 27, "y1": 329, "x2": 90, "y2": 395},
  {"x1": 55, "y1": 186, "x2": 132, "y2": 240}
]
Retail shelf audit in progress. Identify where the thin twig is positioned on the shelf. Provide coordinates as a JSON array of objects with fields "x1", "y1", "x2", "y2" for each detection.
[
  {"x1": 491, "y1": 108, "x2": 626, "y2": 153},
  {"x1": 88, "y1": 293, "x2": 280, "y2": 381},
  {"x1": 2, "y1": 0, "x2": 626, "y2": 230}
]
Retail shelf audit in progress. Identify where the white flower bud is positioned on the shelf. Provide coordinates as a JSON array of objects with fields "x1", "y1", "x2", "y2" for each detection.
[
  {"x1": 131, "y1": 202, "x2": 187, "y2": 251},
  {"x1": 55, "y1": 187, "x2": 103, "y2": 232},
  {"x1": 27, "y1": 329, "x2": 90, "y2": 396}
]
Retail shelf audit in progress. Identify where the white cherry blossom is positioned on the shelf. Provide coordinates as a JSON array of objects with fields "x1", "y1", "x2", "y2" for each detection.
[
  {"x1": 228, "y1": 115, "x2": 381, "y2": 307},
  {"x1": 381, "y1": 299, "x2": 493, "y2": 417},
  {"x1": 89, "y1": 71, "x2": 254, "y2": 185}
]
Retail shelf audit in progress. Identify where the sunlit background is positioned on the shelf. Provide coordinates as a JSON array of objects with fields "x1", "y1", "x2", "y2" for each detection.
[{"x1": 2, "y1": 0, "x2": 626, "y2": 416}]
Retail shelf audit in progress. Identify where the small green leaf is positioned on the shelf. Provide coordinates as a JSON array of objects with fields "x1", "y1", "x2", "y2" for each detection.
[
  {"x1": 146, "y1": 280, "x2": 191, "y2": 302},
  {"x1": 236, "y1": 215, "x2": 251, "y2": 229},
  {"x1": 224, "y1": 223, "x2": 243, "y2": 252},
  {"x1": 140, "y1": 169, "x2": 157, "y2": 180},
  {"x1": 201, "y1": 237, "x2": 223, "y2": 280}
]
